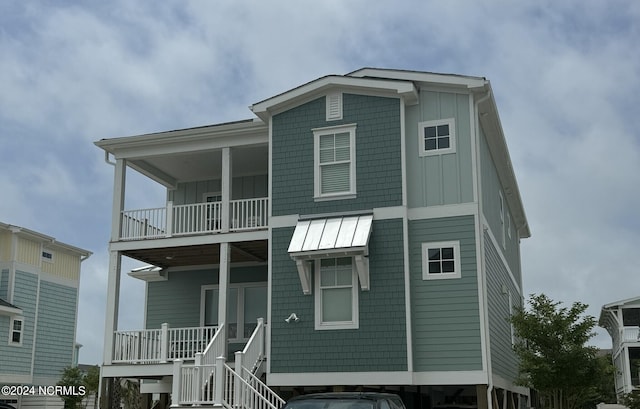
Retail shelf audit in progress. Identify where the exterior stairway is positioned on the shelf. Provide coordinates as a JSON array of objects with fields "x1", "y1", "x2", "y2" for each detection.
[{"x1": 171, "y1": 319, "x2": 285, "y2": 409}]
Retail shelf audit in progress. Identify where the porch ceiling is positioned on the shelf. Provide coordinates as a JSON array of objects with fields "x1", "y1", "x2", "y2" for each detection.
[{"x1": 122, "y1": 240, "x2": 268, "y2": 269}]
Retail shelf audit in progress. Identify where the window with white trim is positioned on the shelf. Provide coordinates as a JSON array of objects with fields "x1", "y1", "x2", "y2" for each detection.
[
  {"x1": 313, "y1": 124, "x2": 356, "y2": 199},
  {"x1": 315, "y1": 257, "x2": 359, "y2": 330},
  {"x1": 201, "y1": 283, "x2": 267, "y2": 340},
  {"x1": 422, "y1": 241, "x2": 461, "y2": 280},
  {"x1": 418, "y1": 118, "x2": 456, "y2": 156},
  {"x1": 9, "y1": 317, "x2": 23, "y2": 345}
]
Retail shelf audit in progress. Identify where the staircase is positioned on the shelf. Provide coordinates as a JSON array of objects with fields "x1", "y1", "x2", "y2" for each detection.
[{"x1": 171, "y1": 318, "x2": 285, "y2": 409}]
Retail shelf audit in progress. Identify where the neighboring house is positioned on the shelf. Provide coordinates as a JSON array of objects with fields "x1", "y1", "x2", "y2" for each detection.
[
  {"x1": 95, "y1": 68, "x2": 530, "y2": 409},
  {"x1": 0, "y1": 222, "x2": 91, "y2": 409},
  {"x1": 600, "y1": 296, "x2": 640, "y2": 399}
]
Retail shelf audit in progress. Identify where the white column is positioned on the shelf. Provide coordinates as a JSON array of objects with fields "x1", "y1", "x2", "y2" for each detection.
[
  {"x1": 221, "y1": 147, "x2": 232, "y2": 232},
  {"x1": 218, "y1": 242, "x2": 230, "y2": 346},
  {"x1": 111, "y1": 159, "x2": 126, "y2": 242},
  {"x1": 103, "y1": 250, "x2": 121, "y2": 365}
]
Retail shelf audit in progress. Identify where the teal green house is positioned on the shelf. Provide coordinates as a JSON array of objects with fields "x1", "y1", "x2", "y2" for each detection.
[
  {"x1": 0, "y1": 222, "x2": 91, "y2": 409},
  {"x1": 96, "y1": 69, "x2": 530, "y2": 409}
]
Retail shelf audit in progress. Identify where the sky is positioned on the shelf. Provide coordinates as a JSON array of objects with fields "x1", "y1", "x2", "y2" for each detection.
[{"x1": 1, "y1": 1, "x2": 639, "y2": 365}]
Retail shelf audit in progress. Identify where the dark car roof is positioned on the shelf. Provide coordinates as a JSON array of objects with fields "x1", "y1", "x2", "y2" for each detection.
[{"x1": 288, "y1": 393, "x2": 402, "y2": 402}]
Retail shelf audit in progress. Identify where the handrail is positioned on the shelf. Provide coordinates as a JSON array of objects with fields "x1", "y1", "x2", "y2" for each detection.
[
  {"x1": 239, "y1": 318, "x2": 264, "y2": 373},
  {"x1": 223, "y1": 364, "x2": 284, "y2": 409},
  {"x1": 200, "y1": 323, "x2": 226, "y2": 366}
]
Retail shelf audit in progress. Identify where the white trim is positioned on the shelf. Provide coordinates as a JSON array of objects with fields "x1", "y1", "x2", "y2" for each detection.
[
  {"x1": 269, "y1": 214, "x2": 299, "y2": 228},
  {"x1": 421, "y1": 241, "x2": 461, "y2": 280},
  {"x1": 499, "y1": 191, "x2": 506, "y2": 249},
  {"x1": 313, "y1": 124, "x2": 357, "y2": 200},
  {"x1": 101, "y1": 362, "x2": 174, "y2": 378},
  {"x1": 482, "y1": 217, "x2": 522, "y2": 296},
  {"x1": 400, "y1": 97, "x2": 412, "y2": 371},
  {"x1": 492, "y1": 373, "x2": 529, "y2": 395},
  {"x1": 267, "y1": 116, "x2": 274, "y2": 378},
  {"x1": 314, "y1": 257, "x2": 359, "y2": 330},
  {"x1": 372, "y1": 206, "x2": 406, "y2": 220},
  {"x1": 412, "y1": 370, "x2": 488, "y2": 385},
  {"x1": 408, "y1": 203, "x2": 478, "y2": 220},
  {"x1": 268, "y1": 371, "x2": 412, "y2": 386},
  {"x1": 8, "y1": 316, "x2": 24, "y2": 346},
  {"x1": 418, "y1": 118, "x2": 456, "y2": 156},
  {"x1": 108, "y1": 229, "x2": 268, "y2": 251}
]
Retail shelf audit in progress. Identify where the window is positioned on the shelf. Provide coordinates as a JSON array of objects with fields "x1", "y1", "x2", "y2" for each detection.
[
  {"x1": 418, "y1": 118, "x2": 456, "y2": 156},
  {"x1": 201, "y1": 283, "x2": 267, "y2": 340},
  {"x1": 422, "y1": 241, "x2": 461, "y2": 280},
  {"x1": 42, "y1": 250, "x2": 54, "y2": 263},
  {"x1": 499, "y1": 191, "x2": 506, "y2": 248},
  {"x1": 9, "y1": 317, "x2": 23, "y2": 345},
  {"x1": 313, "y1": 124, "x2": 357, "y2": 199},
  {"x1": 315, "y1": 257, "x2": 359, "y2": 330}
]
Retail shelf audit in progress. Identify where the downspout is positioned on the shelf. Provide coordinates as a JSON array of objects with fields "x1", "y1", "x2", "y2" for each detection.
[
  {"x1": 473, "y1": 86, "x2": 494, "y2": 409},
  {"x1": 104, "y1": 151, "x2": 116, "y2": 166}
]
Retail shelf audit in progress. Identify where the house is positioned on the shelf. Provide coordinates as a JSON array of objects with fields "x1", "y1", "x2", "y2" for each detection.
[
  {"x1": 600, "y1": 296, "x2": 640, "y2": 399},
  {"x1": 0, "y1": 222, "x2": 91, "y2": 409},
  {"x1": 95, "y1": 68, "x2": 530, "y2": 409}
]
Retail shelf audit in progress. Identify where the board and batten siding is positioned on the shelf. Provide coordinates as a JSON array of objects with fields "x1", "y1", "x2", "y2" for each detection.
[
  {"x1": 41, "y1": 250, "x2": 81, "y2": 282},
  {"x1": 271, "y1": 93, "x2": 403, "y2": 217},
  {"x1": 168, "y1": 175, "x2": 268, "y2": 205},
  {"x1": 145, "y1": 265, "x2": 267, "y2": 329},
  {"x1": 485, "y1": 230, "x2": 520, "y2": 381},
  {"x1": 33, "y1": 280, "x2": 77, "y2": 377},
  {"x1": 479, "y1": 127, "x2": 522, "y2": 286},
  {"x1": 405, "y1": 90, "x2": 474, "y2": 208},
  {"x1": 17, "y1": 237, "x2": 41, "y2": 267},
  {"x1": 409, "y1": 215, "x2": 482, "y2": 371},
  {"x1": 0, "y1": 230, "x2": 11, "y2": 261},
  {"x1": 0, "y1": 270, "x2": 38, "y2": 375},
  {"x1": 270, "y1": 219, "x2": 407, "y2": 373}
]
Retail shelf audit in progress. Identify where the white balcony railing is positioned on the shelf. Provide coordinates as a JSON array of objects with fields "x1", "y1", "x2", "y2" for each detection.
[
  {"x1": 113, "y1": 324, "x2": 218, "y2": 364},
  {"x1": 623, "y1": 326, "x2": 640, "y2": 343},
  {"x1": 119, "y1": 198, "x2": 268, "y2": 240}
]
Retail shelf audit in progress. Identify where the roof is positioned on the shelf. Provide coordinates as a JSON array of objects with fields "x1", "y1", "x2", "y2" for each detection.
[
  {"x1": 0, "y1": 298, "x2": 22, "y2": 316},
  {"x1": 0, "y1": 222, "x2": 91, "y2": 259}
]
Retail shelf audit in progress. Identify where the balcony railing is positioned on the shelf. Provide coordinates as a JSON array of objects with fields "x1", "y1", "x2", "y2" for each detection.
[
  {"x1": 113, "y1": 324, "x2": 218, "y2": 364},
  {"x1": 623, "y1": 326, "x2": 640, "y2": 343},
  {"x1": 119, "y1": 197, "x2": 268, "y2": 240}
]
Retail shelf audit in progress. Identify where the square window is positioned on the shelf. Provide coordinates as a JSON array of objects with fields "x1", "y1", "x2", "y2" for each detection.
[
  {"x1": 315, "y1": 257, "x2": 359, "y2": 330},
  {"x1": 419, "y1": 119, "x2": 456, "y2": 156},
  {"x1": 422, "y1": 241, "x2": 461, "y2": 280},
  {"x1": 313, "y1": 124, "x2": 357, "y2": 200}
]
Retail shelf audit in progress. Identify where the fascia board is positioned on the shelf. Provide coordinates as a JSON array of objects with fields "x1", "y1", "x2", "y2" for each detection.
[
  {"x1": 348, "y1": 68, "x2": 487, "y2": 89},
  {"x1": 0, "y1": 304, "x2": 22, "y2": 316},
  {"x1": 250, "y1": 76, "x2": 417, "y2": 120},
  {"x1": 95, "y1": 120, "x2": 268, "y2": 159},
  {"x1": 0, "y1": 224, "x2": 91, "y2": 258},
  {"x1": 603, "y1": 296, "x2": 640, "y2": 310},
  {"x1": 477, "y1": 86, "x2": 531, "y2": 239}
]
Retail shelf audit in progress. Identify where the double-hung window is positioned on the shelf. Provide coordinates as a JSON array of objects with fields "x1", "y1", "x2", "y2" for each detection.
[
  {"x1": 315, "y1": 257, "x2": 358, "y2": 330},
  {"x1": 313, "y1": 124, "x2": 356, "y2": 199},
  {"x1": 9, "y1": 317, "x2": 23, "y2": 345}
]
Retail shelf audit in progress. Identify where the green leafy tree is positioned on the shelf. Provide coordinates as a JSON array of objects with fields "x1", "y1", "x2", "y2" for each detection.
[
  {"x1": 510, "y1": 294, "x2": 612, "y2": 409},
  {"x1": 57, "y1": 367, "x2": 85, "y2": 409},
  {"x1": 82, "y1": 366, "x2": 100, "y2": 409},
  {"x1": 621, "y1": 391, "x2": 640, "y2": 409}
]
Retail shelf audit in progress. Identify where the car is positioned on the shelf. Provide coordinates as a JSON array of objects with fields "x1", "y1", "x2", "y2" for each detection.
[
  {"x1": 0, "y1": 403, "x2": 16, "y2": 409},
  {"x1": 282, "y1": 392, "x2": 406, "y2": 409}
]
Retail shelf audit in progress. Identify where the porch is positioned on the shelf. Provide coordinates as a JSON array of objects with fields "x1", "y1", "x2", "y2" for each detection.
[{"x1": 119, "y1": 197, "x2": 268, "y2": 241}]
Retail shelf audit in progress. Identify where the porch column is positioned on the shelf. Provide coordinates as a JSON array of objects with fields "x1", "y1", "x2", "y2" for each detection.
[
  {"x1": 218, "y1": 242, "x2": 231, "y2": 349},
  {"x1": 221, "y1": 147, "x2": 232, "y2": 232},
  {"x1": 111, "y1": 158, "x2": 126, "y2": 241},
  {"x1": 103, "y1": 250, "x2": 121, "y2": 365}
]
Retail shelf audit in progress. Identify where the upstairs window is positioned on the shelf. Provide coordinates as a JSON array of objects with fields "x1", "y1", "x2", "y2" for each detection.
[
  {"x1": 422, "y1": 241, "x2": 461, "y2": 280},
  {"x1": 418, "y1": 118, "x2": 456, "y2": 156},
  {"x1": 42, "y1": 250, "x2": 54, "y2": 263},
  {"x1": 313, "y1": 124, "x2": 357, "y2": 199},
  {"x1": 9, "y1": 317, "x2": 23, "y2": 345}
]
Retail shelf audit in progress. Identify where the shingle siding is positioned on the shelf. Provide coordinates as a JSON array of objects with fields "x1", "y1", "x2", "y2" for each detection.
[
  {"x1": 272, "y1": 94, "x2": 402, "y2": 216},
  {"x1": 270, "y1": 219, "x2": 407, "y2": 373},
  {"x1": 409, "y1": 215, "x2": 483, "y2": 371}
]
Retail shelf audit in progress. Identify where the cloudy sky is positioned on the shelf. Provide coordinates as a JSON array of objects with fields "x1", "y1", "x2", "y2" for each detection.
[{"x1": 1, "y1": 1, "x2": 639, "y2": 365}]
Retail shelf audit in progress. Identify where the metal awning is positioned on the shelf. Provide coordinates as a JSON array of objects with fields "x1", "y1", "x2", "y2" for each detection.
[{"x1": 288, "y1": 214, "x2": 373, "y2": 294}]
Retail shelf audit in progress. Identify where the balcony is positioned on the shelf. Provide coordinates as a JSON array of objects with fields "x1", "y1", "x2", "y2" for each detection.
[
  {"x1": 623, "y1": 326, "x2": 640, "y2": 343},
  {"x1": 119, "y1": 198, "x2": 268, "y2": 241}
]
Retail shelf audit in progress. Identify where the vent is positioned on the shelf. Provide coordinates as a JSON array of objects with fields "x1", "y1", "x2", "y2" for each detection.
[{"x1": 326, "y1": 92, "x2": 342, "y2": 121}]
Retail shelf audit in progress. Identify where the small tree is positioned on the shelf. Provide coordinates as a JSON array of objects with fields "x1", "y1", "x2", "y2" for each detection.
[
  {"x1": 621, "y1": 391, "x2": 640, "y2": 409},
  {"x1": 57, "y1": 367, "x2": 85, "y2": 409},
  {"x1": 510, "y1": 294, "x2": 607, "y2": 409},
  {"x1": 83, "y1": 366, "x2": 100, "y2": 409}
]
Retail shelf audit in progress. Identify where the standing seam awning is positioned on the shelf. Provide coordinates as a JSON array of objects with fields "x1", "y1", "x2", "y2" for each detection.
[{"x1": 288, "y1": 214, "x2": 373, "y2": 294}]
